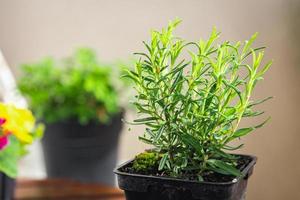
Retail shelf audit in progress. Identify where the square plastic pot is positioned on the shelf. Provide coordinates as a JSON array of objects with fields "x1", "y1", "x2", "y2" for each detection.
[{"x1": 114, "y1": 154, "x2": 256, "y2": 200}]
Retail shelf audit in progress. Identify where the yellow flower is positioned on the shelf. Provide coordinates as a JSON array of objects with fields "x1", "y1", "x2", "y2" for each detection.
[{"x1": 0, "y1": 103, "x2": 35, "y2": 144}]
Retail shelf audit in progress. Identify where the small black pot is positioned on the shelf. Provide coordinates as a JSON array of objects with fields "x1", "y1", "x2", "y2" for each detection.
[
  {"x1": 0, "y1": 173, "x2": 15, "y2": 200},
  {"x1": 114, "y1": 154, "x2": 256, "y2": 200},
  {"x1": 42, "y1": 113, "x2": 123, "y2": 186}
]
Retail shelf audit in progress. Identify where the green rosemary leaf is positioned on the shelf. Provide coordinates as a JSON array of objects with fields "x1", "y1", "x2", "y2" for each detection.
[
  {"x1": 158, "y1": 154, "x2": 168, "y2": 171},
  {"x1": 207, "y1": 159, "x2": 242, "y2": 177}
]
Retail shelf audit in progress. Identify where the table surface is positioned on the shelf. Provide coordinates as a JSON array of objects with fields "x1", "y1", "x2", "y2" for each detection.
[{"x1": 14, "y1": 179, "x2": 125, "y2": 200}]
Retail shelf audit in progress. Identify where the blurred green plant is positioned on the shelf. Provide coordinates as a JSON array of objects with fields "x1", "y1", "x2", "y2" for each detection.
[
  {"x1": 125, "y1": 19, "x2": 272, "y2": 180},
  {"x1": 18, "y1": 48, "x2": 125, "y2": 124}
]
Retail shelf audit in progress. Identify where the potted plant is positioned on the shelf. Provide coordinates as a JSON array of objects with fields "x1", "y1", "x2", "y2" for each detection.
[
  {"x1": 0, "y1": 103, "x2": 43, "y2": 200},
  {"x1": 18, "y1": 48, "x2": 126, "y2": 185},
  {"x1": 114, "y1": 19, "x2": 272, "y2": 200}
]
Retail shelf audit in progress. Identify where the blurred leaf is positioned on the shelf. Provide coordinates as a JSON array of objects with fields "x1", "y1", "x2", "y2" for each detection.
[{"x1": 0, "y1": 136, "x2": 21, "y2": 178}]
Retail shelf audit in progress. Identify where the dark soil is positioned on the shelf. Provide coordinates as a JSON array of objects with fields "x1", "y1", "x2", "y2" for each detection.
[{"x1": 120, "y1": 155, "x2": 252, "y2": 183}]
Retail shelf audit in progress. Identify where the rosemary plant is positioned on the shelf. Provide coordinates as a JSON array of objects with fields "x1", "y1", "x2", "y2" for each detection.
[{"x1": 124, "y1": 19, "x2": 272, "y2": 180}]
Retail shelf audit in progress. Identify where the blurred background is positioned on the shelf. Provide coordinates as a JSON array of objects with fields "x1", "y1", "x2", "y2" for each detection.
[{"x1": 0, "y1": 0, "x2": 299, "y2": 199}]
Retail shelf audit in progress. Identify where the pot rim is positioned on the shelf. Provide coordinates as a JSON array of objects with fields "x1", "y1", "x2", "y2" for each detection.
[{"x1": 114, "y1": 153, "x2": 257, "y2": 186}]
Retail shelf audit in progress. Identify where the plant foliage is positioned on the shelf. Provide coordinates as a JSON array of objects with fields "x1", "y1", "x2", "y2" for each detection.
[
  {"x1": 132, "y1": 152, "x2": 161, "y2": 173},
  {"x1": 124, "y1": 19, "x2": 272, "y2": 180},
  {"x1": 0, "y1": 103, "x2": 44, "y2": 178},
  {"x1": 18, "y1": 48, "x2": 123, "y2": 124}
]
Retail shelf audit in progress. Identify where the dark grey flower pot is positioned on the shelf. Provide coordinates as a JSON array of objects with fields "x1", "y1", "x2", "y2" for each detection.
[
  {"x1": 115, "y1": 154, "x2": 256, "y2": 200},
  {"x1": 0, "y1": 172, "x2": 15, "y2": 200},
  {"x1": 42, "y1": 113, "x2": 123, "y2": 186}
]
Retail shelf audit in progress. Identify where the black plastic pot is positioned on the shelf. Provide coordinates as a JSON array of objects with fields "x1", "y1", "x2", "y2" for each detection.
[
  {"x1": 114, "y1": 154, "x2": 256, "y2": 200},
  {"x1": 0, "y1": 173, "x2": 15, "y2": 200},
  {"x1": 42, "y1": 113, "x2": 123, "y2": 186}
]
